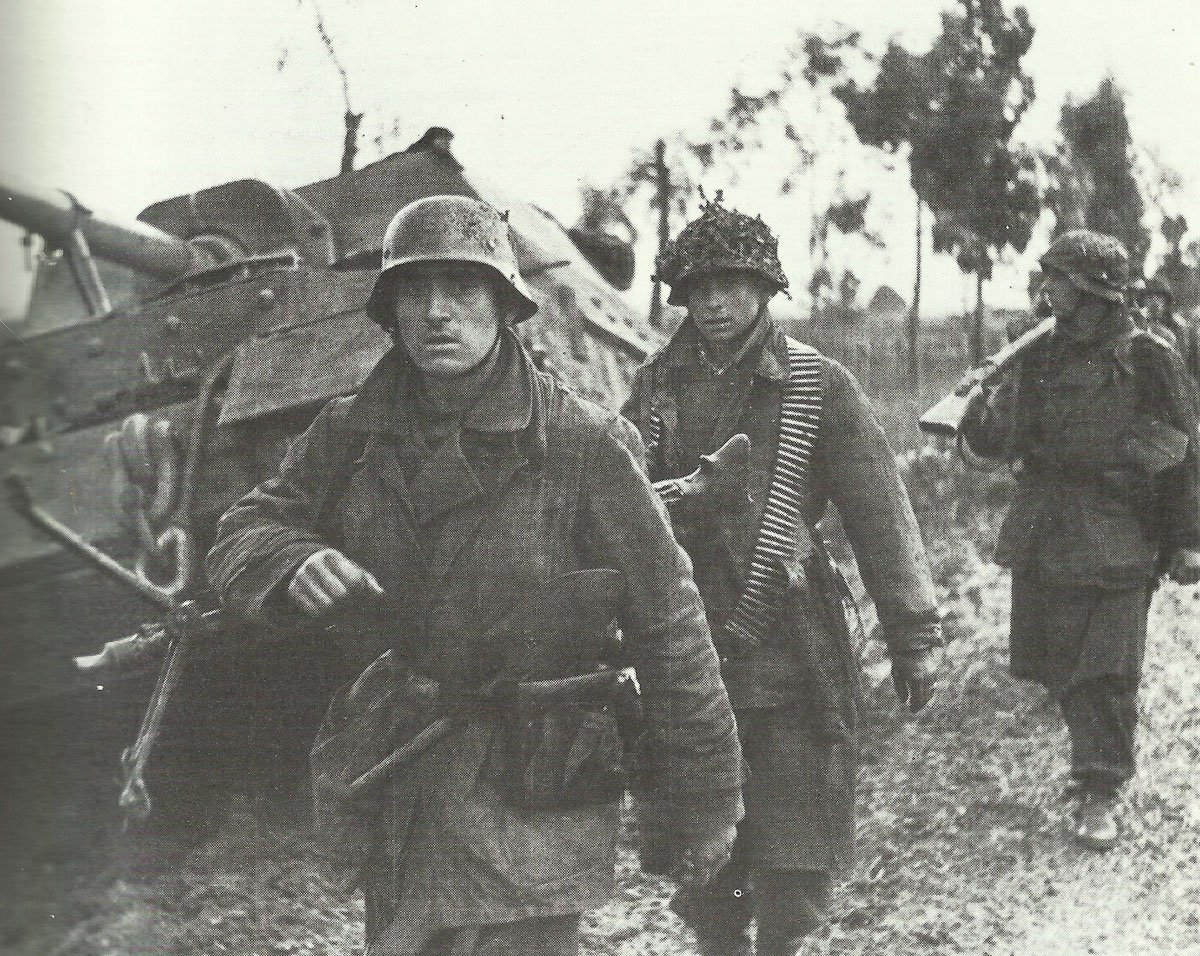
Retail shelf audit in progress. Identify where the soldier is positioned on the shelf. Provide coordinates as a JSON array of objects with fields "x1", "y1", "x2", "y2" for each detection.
[
  {"x1": 962, "y1": 230, "x2": 1200, "y2": 851},
  {"x1": 623, "y1": 194, "x2": 944, "y2": 956},
  {"x1": 206, "y1": 196, "x2": 743, "y2": 956},
  {"x1": 1139, "y1": 276, "x2": 1200, "y2": 387}
]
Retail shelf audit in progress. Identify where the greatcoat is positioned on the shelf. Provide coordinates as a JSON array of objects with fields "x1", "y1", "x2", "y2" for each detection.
[
  {"x1": 206, "y1": 332, "x2": 742, "y2": 949},
  {"x1": 623, "y1": 315, "x2": 939, "y2": 870}
]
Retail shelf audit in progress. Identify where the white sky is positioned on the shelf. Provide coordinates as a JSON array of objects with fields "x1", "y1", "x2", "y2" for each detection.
[{"x1": 1, "y1": 0, "x2": 1197, "y2": 323}]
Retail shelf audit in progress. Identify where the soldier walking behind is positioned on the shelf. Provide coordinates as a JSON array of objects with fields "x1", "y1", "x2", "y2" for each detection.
[
  {"x1": 962, "y1": 230, "x2": 1200, "y2": 851},
  {"x1": 623, "y1": 194, "x2": 944, "y2": 956},
  {"x1": 206, "y1": 196, "x2": 743, "y2": 955},
  {"x1": 1134, "y1": 276, "x2": 1200, "y2": 389}
]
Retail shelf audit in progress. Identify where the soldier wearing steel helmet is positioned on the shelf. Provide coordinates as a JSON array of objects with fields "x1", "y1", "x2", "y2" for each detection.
[
  {"x1": 206, "y1": 195, "x2": 743, "y2": 955},
  {"x1": 623, "y1": 193, "x2": 944, "y2": 956},
  {"x1": 963, "y1": 229, "x2": 1200, "y2": 851},
  {"x1": 1135, "y1": 275, "x2": 1200, "y2": 387}
]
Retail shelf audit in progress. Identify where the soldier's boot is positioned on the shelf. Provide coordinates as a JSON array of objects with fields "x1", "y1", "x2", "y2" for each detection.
[
  {"x1": 670, "y1": 884, "x2": 753, "y2": 956},
  {"x1": 1074, "y1": 789, "x2": 1120, "y2": 851},
  {"x1": 754, "y1": 869, "x2": 831, "y2": 956},
  {"x1": 757, "y1": 924, "x2": 832, "y2": 956},
  {"x1": 755, "y1": 934, "x2": 809, "y2": 956}
]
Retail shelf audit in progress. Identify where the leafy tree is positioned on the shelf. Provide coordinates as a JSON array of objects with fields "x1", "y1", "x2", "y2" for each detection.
[
  {"x1": 830, "y1": 0, "x2": 1041, "y2": 370},
  {"x1": 610, "y1": 30, "x2": 880, "y2": 325},
  {"x1": 1046, "y1": 77, "x2": 1150, "y2": 270}
]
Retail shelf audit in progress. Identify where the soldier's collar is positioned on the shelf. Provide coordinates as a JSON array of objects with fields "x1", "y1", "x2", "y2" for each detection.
[
  {"x1": 346, "y1": 328, "x2": 534, "y2": 435},
  {"x1": 651, "y1": 313, "x2": 787, "y2": 382}
]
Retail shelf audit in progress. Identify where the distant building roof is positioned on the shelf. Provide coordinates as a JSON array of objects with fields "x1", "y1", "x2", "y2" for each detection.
[{"x1": 868, "y1": 284, "x2": 906, "y2": 314}]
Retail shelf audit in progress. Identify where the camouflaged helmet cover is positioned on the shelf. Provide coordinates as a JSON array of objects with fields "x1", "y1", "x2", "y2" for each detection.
[
  {"x1": 1039, "y1": 229, "x2": 1129, "y2": 304},
  {"x1": 1143, "y1": 275, "x2": 1175, "y2": 307},
  {"x1": 366, "y1": 195, "x2": 538, "y2": 328},
  {"x1": 656, "y1": 191, "x2": 789, "y2": 306}
]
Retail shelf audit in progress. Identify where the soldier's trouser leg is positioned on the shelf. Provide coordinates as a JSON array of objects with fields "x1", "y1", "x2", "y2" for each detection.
[
  {"x1": 672, "y1": 837, "x2": 830, "y2": 956},
  {"x1": 1060, "y1": 676, "x2": 1138, "y2": 795},
  {"x1": 670, "y1": 837, "x2": 754, "y2": 955}
]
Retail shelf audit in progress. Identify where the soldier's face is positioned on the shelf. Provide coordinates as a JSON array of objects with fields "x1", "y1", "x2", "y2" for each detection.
[
  {"x1": 1042, "y1": 269, "x2": 1107, "y2": 341},
  {"x1": 686, "y1": 271, "x2": 771, "y2": 345},
  {"x1": 1041, "y1": 269, "x2": 1082, "y2": 320},
  {"x1": 390, "y1": 262, "x2": 505, "y2": 376}
]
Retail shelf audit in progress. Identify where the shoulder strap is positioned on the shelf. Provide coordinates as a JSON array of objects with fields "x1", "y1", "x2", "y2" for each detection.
[{"x1": 723, "y1": 337, "x2": 823, "y2": 654}]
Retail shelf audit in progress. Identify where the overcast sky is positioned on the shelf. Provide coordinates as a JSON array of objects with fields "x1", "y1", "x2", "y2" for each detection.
[{"x1": 1, "y1": 0, "x2": 1197, "y2": 324}]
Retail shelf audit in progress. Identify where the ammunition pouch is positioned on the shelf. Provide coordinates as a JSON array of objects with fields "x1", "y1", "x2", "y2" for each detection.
[
  {"x1": 502, "y1": 671, "x2": 628, "y2": 813},
  {"x1": 310, "y1": 649, "x2": 408, "y2": 886},
  {"x1": 1120, "y1": 416, "x2": 1189, "y2": 477},
  {"x1": 312, "y1": 569, "x2": 628, "y2": 880}
]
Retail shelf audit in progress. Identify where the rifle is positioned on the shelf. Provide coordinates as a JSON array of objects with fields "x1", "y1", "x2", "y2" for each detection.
[{"x1": 918, "y1": 316, "x2": 1055, "y2": 437}]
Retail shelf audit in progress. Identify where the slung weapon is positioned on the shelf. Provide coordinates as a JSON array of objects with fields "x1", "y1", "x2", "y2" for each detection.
[{"x1": 918, "y1": 317, "x2": 1054, "y2": 437}]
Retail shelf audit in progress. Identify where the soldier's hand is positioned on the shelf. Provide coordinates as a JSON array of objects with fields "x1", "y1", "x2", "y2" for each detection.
[
  {"x1": 652, "y1": 477, "x2": 686, "y2": 506},
  {"x1": 1167, "y1": 548, "x2": 1200, "y2": 586},
  {"x1": 892, "y1": 646, "x2": 944, "y2": 713},
  {"x1": 287, "y1": 548, "x2": 384, "y2": 617},
  {"x1": 672, "y1": 823, "x2": 737, "y2": 889}
]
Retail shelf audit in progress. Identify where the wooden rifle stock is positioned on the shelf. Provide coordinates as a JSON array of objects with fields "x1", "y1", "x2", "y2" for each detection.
[{"x1": 919, "y1": 317, "x2": 1055, "y2": 436}]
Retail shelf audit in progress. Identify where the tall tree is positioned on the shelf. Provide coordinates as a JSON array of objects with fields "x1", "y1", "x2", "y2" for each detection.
[
  {"x1": 1046, "y1": 77, "x2": 1149, "y2": 270},
  {"x1": 830, "y1": 0, "x2": 1041, "y2": 369}
]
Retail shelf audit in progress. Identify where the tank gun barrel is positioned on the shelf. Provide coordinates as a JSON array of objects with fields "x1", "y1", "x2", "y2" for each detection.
[{"x1": 2, "y1": 177, "x2": 197, "y2": 281}]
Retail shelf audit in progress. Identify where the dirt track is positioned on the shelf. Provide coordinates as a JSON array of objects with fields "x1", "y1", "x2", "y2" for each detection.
[{"x1": 4, "y1": 560, "x2": 1198, "y2": 956}]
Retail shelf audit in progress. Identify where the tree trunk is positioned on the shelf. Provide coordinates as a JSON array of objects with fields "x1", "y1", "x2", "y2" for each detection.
[
  {"x1": 908, "y1": 195, "x2": 923, "y2": 391},
  {"x1": 341, "y1": 111, "x2": 363, "y2": 175},
  {"x1": 648, "y1": 139, "x2": 670, "y2": 329},
  {"x1": 972, "y1": 272, "x2": 985, "y2": 365}
]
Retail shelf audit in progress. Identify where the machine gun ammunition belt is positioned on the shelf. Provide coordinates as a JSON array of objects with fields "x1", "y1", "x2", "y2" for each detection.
[{"x1": 723, "y1": 338, "x2": 822, "y2": 654}]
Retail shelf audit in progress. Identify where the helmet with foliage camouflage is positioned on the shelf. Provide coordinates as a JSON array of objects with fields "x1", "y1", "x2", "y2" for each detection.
[
  {"x1": 1143, "y1": 275, "x2": 1175, "y2": 308},
  {"x1": 656, "y1": 190, "x2": 789, "y2": 306},
  {"x1": 366, "y1": 195, "x2": 538, "y2": 328},
  {"x1": 1039, "y1": 229, "x2": 1129, "y2": 304}
]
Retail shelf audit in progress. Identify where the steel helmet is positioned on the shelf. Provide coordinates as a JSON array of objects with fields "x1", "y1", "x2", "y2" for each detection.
[
  {"x1": 366, "y1": 195, "x2": 538, "y2": 327},
  {"x1": 1039, "y1": 229, "x2": 1129, "y2": 304},
  {"x1": 656, "y1": 191, "x2": 789, "y2": 306}
]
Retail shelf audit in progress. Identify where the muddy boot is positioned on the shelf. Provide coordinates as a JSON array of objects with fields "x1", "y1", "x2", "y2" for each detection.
[
  {"x1": 671, "y1": 885, "x2": 752, "y2": 956},
  {"x1": 1074, "y1": 791, "x2": 1120, "y2": 851}
]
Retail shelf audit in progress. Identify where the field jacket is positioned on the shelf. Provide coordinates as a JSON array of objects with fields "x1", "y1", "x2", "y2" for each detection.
[
  {"x1": 962, "y1": 320, "x2": 1200, "y2": 588},
  {"x1": 206, "y1": 332, "x2": 741, "y2": 935},
  {"x1": 623, "y1": 316, "x2": 940, "y2": 708}
]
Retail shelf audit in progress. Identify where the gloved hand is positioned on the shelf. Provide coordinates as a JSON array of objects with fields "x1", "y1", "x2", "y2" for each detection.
[
  {"x1": 672, "y1": 822, "x2": 738, "y2": 888},
  {"x1": 287, "y1": 547, "x2": 385, "y2": 617},
  {"x1": 891, "y1": 645, "x2": 944, "y2": 713},
  {"x1": 1167, "y1": 548, "x2": 1200, "y2": 586}
]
